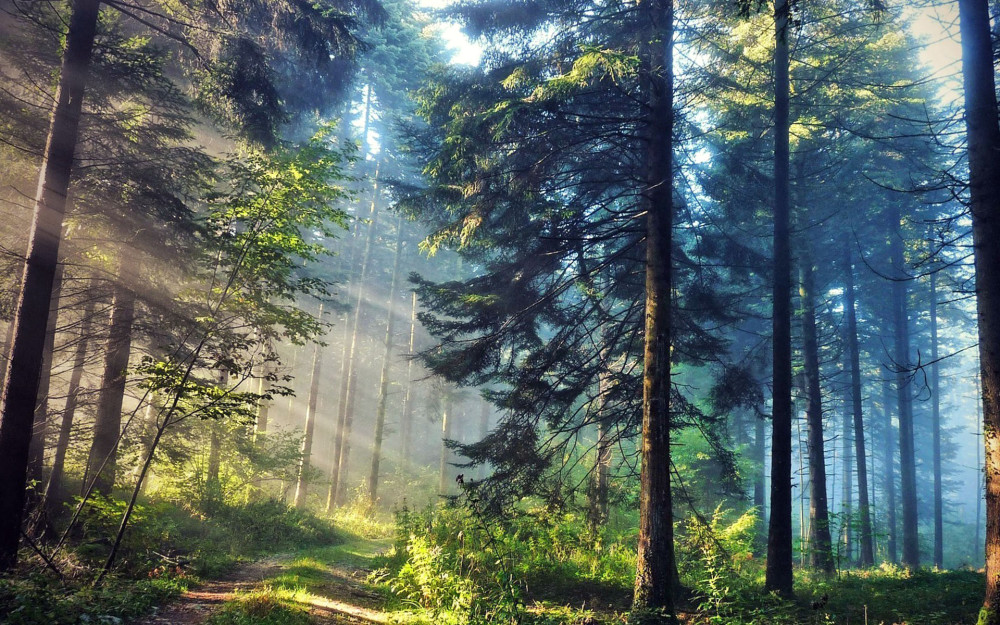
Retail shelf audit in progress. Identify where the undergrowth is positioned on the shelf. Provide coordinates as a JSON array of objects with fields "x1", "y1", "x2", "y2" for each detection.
[{"x1": 0, "y1": 494, "x2": 340, "y2": 625}]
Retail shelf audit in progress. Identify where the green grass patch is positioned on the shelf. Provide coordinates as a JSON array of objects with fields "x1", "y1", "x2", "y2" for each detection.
[{"x1": 206, "y1": 587, "x2": 311, "y2": 625}]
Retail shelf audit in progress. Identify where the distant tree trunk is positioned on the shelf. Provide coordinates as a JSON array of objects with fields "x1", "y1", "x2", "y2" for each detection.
[
  {"x1": 28, "y1": 263, "x2": 64, "y2": 485},
  {"x1": 84, "y1": 280, "x2": 136, "y2": 497},
  {"x1": 477, "y1": 398, "x2": 490, "y2": 480},
  {"x1": 0, "y1": 0, "x2": 100, "y2": 571},
  {"x1": 930, "y1": 271, "x2": 943, "y2": 568},
  {"x1": 438, "y1": 395, "x2": 452, "y2": 495},
  {"x1": 206, "y1": 371, "x2": 228, "y2": 501},
  {"x1": 766, "y1": 0, "x2": 794, "y2": 597},
  {"x1": 882, "y1": 377, "x2": 897, "y2": 564},
  {"x1": 632, "y1": 0, "x2": 678, "y2": 617},
  {"x1": 295, "y1": 306, "x2": 324, "y2": 509},
  {"x1": 590, "y1": 367, "x2": 612, "y2": 530},
  {"x1": 958, "y1": 2, "x2": 1000, "y2": 616},
  {"x1": 754, "y1": 410, "x2": 767, "y2": 544},
  {"x1": 42, "y1": 292, "x2": 96, "y2": 513},
  {"x1": 327, "y1": 310, "x2": 353, "y2": 512},
  {"x1": 255, "y1": 370, "x2": 270, "y2": 438},
  {"x1": 799, "y1": 252, "x2": 834, "y2": 574},
  {"x1": 400, "y1": 291, "x2": 418, "y2": 463},
  {"x1": 332, "y1": 162, "x2": 381, "y2": 507},
  {"x1": 841, "y1": 394, "x2": 853, "y2": 566},
  {"x1": 844, "y1": 248, "x2": 874, "y2": 566},
  {"x1": 889, "y1": 207, "x2": 919, "y2": 568},
  {"x1": 369, "y1": 223, "x2": 404, "y2": 504}
]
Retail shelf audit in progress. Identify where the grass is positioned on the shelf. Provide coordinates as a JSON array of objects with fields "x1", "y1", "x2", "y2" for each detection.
[{"x1": 206, "y1": 587, "x2": 312, "y2": 625}]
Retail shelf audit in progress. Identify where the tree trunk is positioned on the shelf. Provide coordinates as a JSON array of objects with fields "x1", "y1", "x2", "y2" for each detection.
[
  {"x1": 206, "y1": 371, "x2": 227, "y2": 502},
  {"x1": 0, "y1": 0, "x2": 100, "y2": 571},
  {"x1": 930, "y1": 271, "x2": 943, "y2": 568},
  {"x1": 28, "y1": 263, "x2": 64, "y2": 485},
  {"x1": 42, "y1": 292, "x2": 96, "y2": 513},
  {"x1": 294, "y1": 305, "x2": 324, "y2": 509},
  {"x1": 400, "y1": 291, "x2": 418, "y2": 463},
  {"x1": 438, "y1": 394, "x2": 452, "y2": 495},
  {"x1": 889, "y1": 206, "x2": 919, "y2": 568},
  {"x1": 844, "y1": 249, "x2": 874, "y2": 566},
  {"x1": 754, "y1": 410, "x2": 767, "y2": 546},
  {"x1": 841, "y1": 393, "x2": 853, "y2": 566},
  {"x1": 799, "y1": 252, "x2": 834, "y2": 574},
  {"x1": 632, "y1": 0, "x2": 677, "y2": 617},
  {"x1": 958, "y1": 1, "x2": 1000, "y2": 616},
  {"x1": 980, "y1": 373, "x2": 985, "y2": 566},
  {"x1": 591, "y1": 367, "x2": 613, "y2": 530},
  {"x1": 331, "y1": 162, "x2": 381, "y2": 508},
  {"x1": 369, "y1": 221, "x2": 404, "y2": 504},
  {"x1": 766, "y1": 0, "x2": 794, "y2": 597},
  {"x1": 882, "y1": 377, "x2": 897, "y2": 564},
  {"x1": 84, "y1": 280, "x2": 136, "y2": 497}
]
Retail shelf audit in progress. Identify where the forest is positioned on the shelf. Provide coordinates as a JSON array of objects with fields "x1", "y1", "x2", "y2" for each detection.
[{"x1": 0, "y1": 0, "x2": 998, "y2": 623}]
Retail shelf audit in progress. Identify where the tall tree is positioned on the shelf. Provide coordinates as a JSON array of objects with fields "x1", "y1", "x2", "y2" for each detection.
[
  {"x1": 766, "y1": 0, "x2": 794, "y2": 596},
  {"x1": 958, "y1": 0, "x2": 1000, "y2": 619}
]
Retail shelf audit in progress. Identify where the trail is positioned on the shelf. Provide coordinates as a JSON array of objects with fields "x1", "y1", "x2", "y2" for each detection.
[{"x1": 133, "y1": 536, "x2": 393, "y2": 625}]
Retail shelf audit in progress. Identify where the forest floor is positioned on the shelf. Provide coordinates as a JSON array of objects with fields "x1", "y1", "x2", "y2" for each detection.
[{"x1": 134, "y1": 536, "x2": 394, "y2": 625}]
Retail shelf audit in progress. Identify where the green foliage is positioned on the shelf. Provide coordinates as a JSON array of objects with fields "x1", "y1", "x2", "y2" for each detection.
[{"x1": 0, "y1": 573, "x2": 187, "y2": 625}]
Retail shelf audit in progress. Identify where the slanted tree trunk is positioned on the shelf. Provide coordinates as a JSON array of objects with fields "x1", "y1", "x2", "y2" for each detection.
[
  {"x1": 632, "y1": 0, "x2": 678, "y2": 617},
  {"x1": 294, "y1": 305, "x2": 324, "y2": 509},
  {"x1": 400, "y1": 291, "x2": 418, "y2": 463},
  {"x1": 889, "y1": 206, "x2": 919, "y2": 568},
  {"x1": 331, "y1": 162, "x2": 381, "y2": 507},
  {"x1": 369, "y1": 221, "x2": 404, "y2": 504},
  {"x1": 28, "y1": 264, "x2": 64, "y2": 485},
  {"x1": 957, "y1": 2, "x2": 1000, "y2": 616},
  {"x1": 42, "y1": 291, "x2": 96, "y2": 513},
  {"x1": 84, "y1": 280, "x2": 136, "y2": 497},
  {"x1": 844, "y1": 248, "x2": 874, "y2": 566},
  {"x1": 799, "y1": 251, "x2": 834, "y2": 574},
  {"x1": 930, "y1": 271, "x2": 943, "y2": 568},
  {"x1": 0, "y1": 0, "x2": 100, "y2": 571},
  {"x1": 766, "y1": 0, "x2": 794, "y2": 597},
  {"x1": 882, "y1": 377, "x2": 897, "y2": 564}
]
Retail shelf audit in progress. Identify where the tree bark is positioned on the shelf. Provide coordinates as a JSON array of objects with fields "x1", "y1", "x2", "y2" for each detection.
[
  {"x1": 438, "y1": 394, "x2": 452, "y2": 495},
  {"x1": 889, "y1": 206, "x2": 919, "y2": 568},
  {"x1": 844, "y1": 248, "x2": 874, "y2": 566},
  {"x1": 368, "y1": 221, "x2": 404, "y2": 504},
  {"x1": 632, "y1": 0, "x2": 677, "y2": 618},
  {"x1": 294, "y1": 305, "x2": 324, "y2": 509},
  {"x1": 400, "y1": 291, "x2": 418, "y2": 463},
  {"x1": 0, "y1": 0, "x2": 100, "y2": 571},
  {"x1": 754, "y1": 410, "x2": 767, "y2": 547},
  {"x1": 958, "y1": 1, "x2": 1000, "y2": 616},
  {"x1": 799, "y1": 251, "x2": 834, "y2": 574},
  {"x1": 766, "y1": 0, "x2": 794, "y2": 596},
  {"x1": 28, "y1": 263, "x2": 64, "y2": 485},
  {"x1": 84, "y1": 280, "x2": 136, "y2": 497},
  {"x1": 841, "y1": 392, "x2": 853, "y2": 566},
  {"x1": 882, "y1": 377, "x2": 897, "y2": 564},
  {"x1": 42, "y1": 291, "x2": 96, "y2": 513},
  {"x1": 930, "y1": 271, "x2": 943, "y2": 568},
  {"x1": 591, "y1": 367, "x2": 613, "y2": 530}
]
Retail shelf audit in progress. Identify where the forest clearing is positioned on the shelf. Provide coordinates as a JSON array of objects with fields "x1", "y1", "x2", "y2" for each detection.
[{"x1": 2, "y1": 0, "x2": 1000, "y2": 623}]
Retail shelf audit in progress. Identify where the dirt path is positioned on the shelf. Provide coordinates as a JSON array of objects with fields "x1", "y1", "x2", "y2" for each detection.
[{"x1": 133, "y1": 537, "x2": 393, "y2": 625}]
